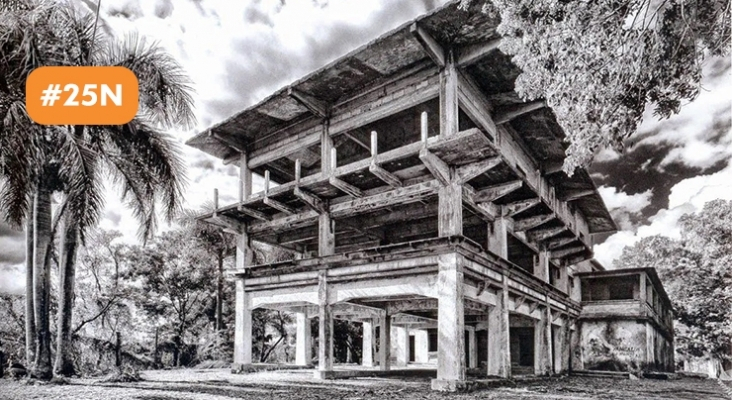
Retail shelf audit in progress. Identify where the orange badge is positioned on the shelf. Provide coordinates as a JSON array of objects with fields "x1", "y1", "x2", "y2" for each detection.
[{"x1": 26, "y1": 66, "x2": 139, "y2": 125}]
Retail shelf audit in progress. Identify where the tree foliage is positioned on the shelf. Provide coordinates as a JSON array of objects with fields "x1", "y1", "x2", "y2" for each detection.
[
  {"x1": 461, "y1": 0, "x2": 730, "y2": 172},
  {"x1": 616, "y1": 200, "x2": 732, "y2": 361}
]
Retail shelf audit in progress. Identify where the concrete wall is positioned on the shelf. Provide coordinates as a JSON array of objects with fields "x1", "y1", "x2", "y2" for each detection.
[{"x1": 575, "y1": 319, "x2": 674, "y2": 373}]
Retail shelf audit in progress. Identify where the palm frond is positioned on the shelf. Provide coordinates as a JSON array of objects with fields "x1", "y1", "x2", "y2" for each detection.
[
  {"x1": 96, "y1": 34, "x2": 196, "y2": 130},
  {"x1": 103, "y1": 120, "x2": 188, "y2": 223},
  {"x1": 55, "y1": 125, "x2": 105, "y2": 243},
  {"x1": 0, "y1": 100, "x2": 42, "y2": 226}
]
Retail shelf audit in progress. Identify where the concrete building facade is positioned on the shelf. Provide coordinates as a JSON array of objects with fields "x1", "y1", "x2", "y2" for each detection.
[{"x1": 187, "y1": 1, "x2": 672, "y2": 391}]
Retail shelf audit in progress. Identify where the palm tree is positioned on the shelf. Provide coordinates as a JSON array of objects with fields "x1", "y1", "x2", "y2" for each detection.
[{"x1": 0, "y1": 0, "x2": 195, "y2": 378}]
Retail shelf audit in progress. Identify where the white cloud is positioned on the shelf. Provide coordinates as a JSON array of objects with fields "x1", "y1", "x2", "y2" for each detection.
[
  {"x1": 594, "y1": 164, "x2": 732, "y2": 268},
  {"x1": 597, "y1": 186, "x2": 652, "y2": 214},
  {"x1": 0, "y1": 262, "x2": 25, "y2": 295},
  {"x1": 632, "y1": 57, "x2": 732, "y2": 169}
]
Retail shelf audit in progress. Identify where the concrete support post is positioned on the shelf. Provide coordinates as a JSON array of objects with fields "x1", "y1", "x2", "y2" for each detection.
[
  {"x1": 557, "y1": 265, "x2": 569, "y2": 294},
  {"x1": 432, "y1": 253, "x2": 466, "y2": 391},
  {"x1": 438, "y1": 182, "x2": 463, "y2": 236},
  {"x1": 318, "y1": 213, "x2": 335, "y2": 257},
  {"x1": 379, "y1": 313, "x2": 391, "y2": 371},
  {"x1": 488, "y1": 217, "x2": 509, "y2": 259},
  {"x1": 233, "y1": 219, "x2": 253, "y2": 366},
  {"x1": 569, "y1": 320, "x2": 583, "y2": 371},
  {"x1": 439, "y1": 49, "x2": 459, "y2": 139},
  {"x1": 239, "y1": 152, "x2": 252, "y2": 202},
  {"x1": 467, "y1": 327, "x2": 478, "y2": 369},
  {"x1": 395, "y1": 326, "x2": 410, "y2": 366},
  {"x1": 553, "y1": 319, "x2": 570, "y2": 374},
  {"x1": 487, "y1": 275, "x2": 510, "y2": 378},
  {"x1": 315, "y1": 271, "x2": 333, "y2": 378},
  {"x1": 295, "y1": 312, "x2": 311, "y2": 366},
  {"x1": 234, "y1": 280, "x2": 252, "y2": 365},
  {"x1": 639, "y1": 272, "x2": 647, "y2": 303},
  {"x1": 534, "y1": 305, "x2": 553, "y2": 376},
  {"x1": 535, "y1": 250, "x2": 550, "y2": 282},
  {"x1": 571, "y1": 274, "x2": 581, "y2": 302},
  {"x1": 414, "y1": 329, "x2": 429, "y2": 364},
  {"x1": 362, "y1": 320, "x2": 374, "y2": 367}
]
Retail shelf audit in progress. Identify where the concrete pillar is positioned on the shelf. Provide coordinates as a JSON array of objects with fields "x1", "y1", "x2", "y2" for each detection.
[
  {"x1": 379, "y1": 313, "x2": 391, "y2": 371},
  {"x1": 234, "y1": 280, "x2": 252, "y2": 365},
  {"x1": 432, "y1": 253, "x2": 466, "y2": 391},
  {"x1": 534, "y1": 306, "x2": 553, "y2": 375},
  {"x1": 362, "y1": 320, "x2": 374, "y2": 367},
  {"x1": 233, "y1": 227, "x2": 253, "y2": 367},
  {"x1": 639, "y1": 272, "x2": 647, "y2": 302},
  {"x1": 414, "y1": 329, "x2": 429, "y2": 364},
  {"x1": 488, "y1": 217, "x2": 509, "y2": 259},
  {"x1": 553, "y1": 319, "x2": 570, "y2": 374},
  {"x1": 315, "y1": 271, "x2": 333, "y2": 378},
  {"x1": 535, "y1": 250, "x2": 550, "y2": 282},
  {"x1": 557, "y1": 265, "x2": 569, "y2": 294},
  {"x1": 395, "y1": 326, "x2": 410, "y2": 366},
  {"x1": 571, "y1": 274, "x2": 581, "y2": 302},
  {"x1": 570, "y1": 320, "x2": 583, "y2": 371},
  {"x1": 468, "y1": 327, "x2": 478, "y2": 369},
  {"x1": 487, "y1": 279, "x2": 510, "y2": 377},
  {"x1": 295, "y1": 312, "x2": 311, "y2": 366}
]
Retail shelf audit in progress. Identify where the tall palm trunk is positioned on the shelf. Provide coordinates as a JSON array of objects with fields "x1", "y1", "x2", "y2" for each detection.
[
  {"x1": 25, "y1": 204, "x2": 36, "y2": 366},
  {"x1": 32, "y1": 185, "x2": 53, "y2": 380},
  {"x1": 54, "y1": 216, "x2": 78, "y2": 376}
]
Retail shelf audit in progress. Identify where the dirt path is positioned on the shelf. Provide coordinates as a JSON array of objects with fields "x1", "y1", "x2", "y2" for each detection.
[{"x1": 0, "y1": 369, "x2": 729, "y2": 400}]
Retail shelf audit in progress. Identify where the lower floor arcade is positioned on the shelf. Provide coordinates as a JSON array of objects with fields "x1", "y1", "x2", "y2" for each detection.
[{"x1": 231, "y1": 237, "x2": 579, "y2": 391}]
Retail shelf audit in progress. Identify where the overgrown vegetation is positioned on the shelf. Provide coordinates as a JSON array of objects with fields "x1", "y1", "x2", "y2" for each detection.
[
  {"x1": 461, "y1": 0, "x2": 730, "y2": 173},
  {"x1": 617, "y1": 199, "x2": 732, "y2": 371}
]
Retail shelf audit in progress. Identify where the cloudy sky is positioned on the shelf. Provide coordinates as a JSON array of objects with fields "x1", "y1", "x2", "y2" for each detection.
[{"x1": 0, "y1": 0, "x2": 730, "y2": 293}]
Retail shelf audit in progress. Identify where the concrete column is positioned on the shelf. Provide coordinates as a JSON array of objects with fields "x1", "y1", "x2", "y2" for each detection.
[
  {"x1": 535, "y1": 250, "x2": 550, "y2": 282},
  {"x1": 233, "y1": 226, "x2": 253, "y2": 366},
  {"x1": 414, "y1": 329, "x2": 429, "y2": 364},
  {"x1": 318, "y1": 213, "x2": 335, "y2": 257},
  {"x1": 362, "y1": 320, "x2": 374, "y2": 367},
  {"x1": 534, "y1": 306, "x2": 553, "y2": 376},
  {"x1": 488, "y1": 217, "x2": 509, "y2": 259},
  {"x1": 569, "y1": 320, "x2": 583, "y2": 371},
  {"x1": 315, "y1": 271, "x2": 333, "y2": 378},
  {"x1": 487, "y1": 275, "x2": 510, "y2": 377},
  {"x1": 234, "y1": 280, "x2": 252, "y2": 365},
  {"x1": 468, "y1": 327, "x2": 478, "y2": 369},
  {"x1": 432, "y1": 253, "x2": 466, "y2": 391},
  {"x1": 553, "y1": 319, "x2": 570, "y2": 374},
  {"x1": 639, "y1": 272, "x2": 647, "y2": 302},
  {"x1": 379, "y1": 313, "x2": 391, "y2": 371},
  {"x1": 238, "y1": 152, "x2": 252, "y2": 202},
  {"x1": 395, "y1": 326, "x2": 410, "y2": 366},
  {"x1": 295, "y1": 312, "x2": 311, "y2": 366},
  {"x1": 571, "y1": 274, "x2": 581, "y2": 302},
  {"x1": 557, "y1": 265, "x2": 569, "y2": 294}
]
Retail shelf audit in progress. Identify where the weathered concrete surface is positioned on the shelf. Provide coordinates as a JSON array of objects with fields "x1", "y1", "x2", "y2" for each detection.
[{"x1": 577, "y1": 320, "x2": 674, "y2": 373}]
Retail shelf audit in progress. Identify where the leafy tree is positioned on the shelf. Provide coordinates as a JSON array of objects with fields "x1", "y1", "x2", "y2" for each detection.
[
  {"x1": 0, "y1": 0, "x2": 194, "y2": 378},
  {"x1": 0, "y1": 294, "x2": 25, "y2": 364},
  {"x1": 179, "y1": 207, "x2": 236, "y2": 335},
  {"x1": 127, "y1": 230, "x2": 219, "y2": 367},
  {"x1": 616, "y1": 200, "x2": 732, "y2": 363},
  {"x1": 460, "y1": 0, "x2": 730, "y2": 173}
]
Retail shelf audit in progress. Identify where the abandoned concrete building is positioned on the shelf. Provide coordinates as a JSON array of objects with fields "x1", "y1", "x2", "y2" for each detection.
[{"x1": 186, "y1": 1, "x2": 674, "y2": 391}]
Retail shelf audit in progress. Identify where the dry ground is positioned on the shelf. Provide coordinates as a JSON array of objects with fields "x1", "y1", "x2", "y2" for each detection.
[{"x1": 0, "y1": 368, "x2": 730, "y2": 400}]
